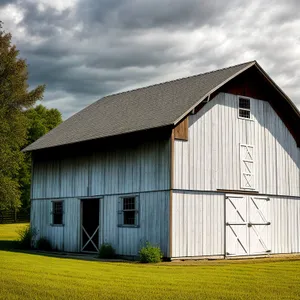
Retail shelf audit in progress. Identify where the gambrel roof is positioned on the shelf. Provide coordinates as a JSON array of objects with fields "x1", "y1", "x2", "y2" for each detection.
[{"x1": 24, "y1": 61, "x2": 300, "y2": 151}]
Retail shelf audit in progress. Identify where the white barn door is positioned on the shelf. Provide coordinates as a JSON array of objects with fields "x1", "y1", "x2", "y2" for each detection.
[
  {"x1": 226, "y1": 195, "x2": 271, "y2": 256},
  {"x1": 240, "y1": 144, "x2": 255, "y2": 190}
]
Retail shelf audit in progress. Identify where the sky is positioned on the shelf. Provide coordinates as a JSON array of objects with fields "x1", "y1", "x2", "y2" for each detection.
[{"x1": 1, "y1": 0, "x2": 299, "y2": 119}]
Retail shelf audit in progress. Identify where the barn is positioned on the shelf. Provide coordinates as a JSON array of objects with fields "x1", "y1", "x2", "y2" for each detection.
[{"x1": 24, "y1": 61, "x2": 300, "y2": 258}]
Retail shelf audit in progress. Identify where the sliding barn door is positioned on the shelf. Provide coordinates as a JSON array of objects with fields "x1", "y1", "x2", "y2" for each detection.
[{"x1": 226, "y1": 195, "x2": 271, "y2": 256}]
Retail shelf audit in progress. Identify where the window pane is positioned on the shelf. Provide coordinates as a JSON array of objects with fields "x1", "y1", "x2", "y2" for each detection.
[
  {"x1": 53, "y1": 202, "x2": 63, "y2": 225},
  {"x1": 239, "y1": 109, "x2": 250, "y2": 119},
  {"x1": 53, "y1": 213, "x2": 63, "y2": 225},
  {"x1": 124, "y1": 211, "x2": 135, "y2": 225},
  {"x1": 123, "y1": 197, "x2": 135, "y2": 210},
  {"x1": 239, "y1": 98, "x2": 250, "y2": 109}
]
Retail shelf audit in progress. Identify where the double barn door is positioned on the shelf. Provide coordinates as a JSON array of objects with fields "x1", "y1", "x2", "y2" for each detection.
[{"x1": 226, "y1": 195, "x2": 271, "y2": 256}]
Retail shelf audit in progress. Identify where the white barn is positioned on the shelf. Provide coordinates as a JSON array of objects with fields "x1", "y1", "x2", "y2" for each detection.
[{"x1": 24, "y1": 61, "x2": 300, "y2": 258}]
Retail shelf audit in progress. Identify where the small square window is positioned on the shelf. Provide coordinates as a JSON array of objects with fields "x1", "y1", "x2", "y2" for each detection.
[
  {"x1": 52, "y1": 201, "x2": 63, "y2": 225},
  {"x1": 238, "y1": 97, "x2": 251, "y2": 120},
  {"x1": 118, "y1": 196, "x2": 139, "y2": 227}
]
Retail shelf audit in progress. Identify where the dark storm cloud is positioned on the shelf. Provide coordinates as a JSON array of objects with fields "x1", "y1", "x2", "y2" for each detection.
[
  {"x1": 0, "y1": 0, "x2": 299, "y2": 118},
  {"x1": 0, "y1": 0, "x2": 17, "y2": 7},
  {"x1": 77, "y1": 0, "x2": 234, "y2": 30},
  {"x1": 19, "y1": 1, "x2": 73, "y2": 36}
]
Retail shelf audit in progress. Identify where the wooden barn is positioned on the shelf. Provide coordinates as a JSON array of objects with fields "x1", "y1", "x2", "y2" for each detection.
[{"x1": 24, "y1": 61, "x2": 300, "y2": 258}]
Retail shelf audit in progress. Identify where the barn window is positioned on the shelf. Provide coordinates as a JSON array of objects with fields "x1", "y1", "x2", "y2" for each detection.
[
  {"x1": 52, "y1": 201, "x2": 64, "y2": 225},
  {"x1": 118, "y1": 196, "x2": 139, "y2": 227},
  {"x1": 238, "y1": 97, "x2": 251, "y2": 119}
]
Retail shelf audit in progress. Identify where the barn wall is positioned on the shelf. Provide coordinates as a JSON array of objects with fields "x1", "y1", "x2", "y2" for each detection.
[
  {"x1": 32, "y1": 139, "x2": 170, "y2": 199},
  {"x1": 31, "y1": 198, "x2": 81, "y2": 252},
  {"x1": 171, "y1": 191, "x2": 224, "y2": 258},
  {"x1": 101, "y1": 191, "x2": 169, "y2": 256},
  {"x1": 268, "y1": 196, "x2": 300, "y2": 254},
  {"x1": 174, "y1": 92, "x2": 300, "y2": 196},
  {"x1": 31, "y1": 191, "x2": 169, "y2": 255}
]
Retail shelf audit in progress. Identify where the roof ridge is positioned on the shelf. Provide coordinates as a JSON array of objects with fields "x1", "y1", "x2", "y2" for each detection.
[{"x1": 101, "y1": 60, "x2": 256, "y2": 100}]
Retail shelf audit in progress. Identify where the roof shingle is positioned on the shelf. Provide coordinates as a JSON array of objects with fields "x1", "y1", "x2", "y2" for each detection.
[{"x1": 24, "y1": 61, "x2": 256, "y2": 151}]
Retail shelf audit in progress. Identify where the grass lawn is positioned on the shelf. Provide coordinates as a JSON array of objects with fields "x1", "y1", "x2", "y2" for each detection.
[{"x1": 0, "y1": 224, "x2": 300, "y2": 299}]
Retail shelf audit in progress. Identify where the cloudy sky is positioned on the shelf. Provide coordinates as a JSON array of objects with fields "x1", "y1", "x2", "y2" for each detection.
[{"x1": 1, "y1": 0, "x2": 299, "y2": 119}]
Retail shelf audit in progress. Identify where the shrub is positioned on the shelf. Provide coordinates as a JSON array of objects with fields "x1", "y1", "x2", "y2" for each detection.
[
  {"x1": 36, "y1": 237, "x2": 52, "y2": 251},
  {"x1": 139, "y1": 242, "x2": 163, "y2": 263},
  {"x1": 99, "y1": 243, "x2": 116, "y2": 259},
  {"x1": 16, "y1": 226, "x2": 37, "y2": 249}
]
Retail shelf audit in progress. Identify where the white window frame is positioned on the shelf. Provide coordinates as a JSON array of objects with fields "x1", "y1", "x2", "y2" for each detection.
[
  {"x1": 51, "y1": 200, "x2": 64, "y2": 226},
  {"x1": 238, "y1": 97, "x2": 253, "y2": 120},
  {"x1": 240, "y1": 144, "x2": 255, "y2": 190},
  {"x1": 118, "y1": 195, "x2": 139, "y2": 228}
]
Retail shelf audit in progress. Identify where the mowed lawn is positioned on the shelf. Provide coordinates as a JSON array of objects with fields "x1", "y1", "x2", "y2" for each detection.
[{"x1": 0, "y1": 224, "x2": 300, "y2": 299}]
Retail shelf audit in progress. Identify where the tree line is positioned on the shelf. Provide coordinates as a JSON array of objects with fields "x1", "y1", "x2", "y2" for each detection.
[{"x1": 0, "y1": 22, "x2": 62, "y2": 211}]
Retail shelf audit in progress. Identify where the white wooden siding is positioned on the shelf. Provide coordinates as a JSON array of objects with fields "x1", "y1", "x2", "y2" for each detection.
[
  {"x1": 174, "y1": 93, "x2": 300, "y2": 196},
  {"x1": 268, "y1": 196, "x2": 300, "y2": 254},
  {"x1": 172, "y1": 191, "x2": 224, "y2": 258},
  {"x1": 31, "y1": 198, "x2": 81, "y2": 252},
  {"x1": 32, "y1": 139, "x2": 170, "y2": 199},
  {"x1": 172, "y1": 191, "x2": 300, "y2": 258}
]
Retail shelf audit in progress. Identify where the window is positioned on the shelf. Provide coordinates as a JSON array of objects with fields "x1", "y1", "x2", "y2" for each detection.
[
  {"x1": 118, "y1": 196, "x2": 139, "y2": 227},
  {"x1": 52, "y1": 201, "x2": 63, "y2": 225},
  {"x1": 238, "y1": 97, "x2": 251, "y2": 119}
]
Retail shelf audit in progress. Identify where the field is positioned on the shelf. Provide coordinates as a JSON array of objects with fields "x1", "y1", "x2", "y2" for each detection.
[{"x1": 0, "y1": 224, "x2": 300, "y2": 299}]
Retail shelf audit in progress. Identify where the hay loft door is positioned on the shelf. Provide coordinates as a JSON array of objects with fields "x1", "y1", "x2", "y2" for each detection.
[
  {"x1": 225, "y1": 195, "x2": 271, "y2": 256},
  {"x1": 81, "y1": 198, "x2": 100, "y2": 252}
]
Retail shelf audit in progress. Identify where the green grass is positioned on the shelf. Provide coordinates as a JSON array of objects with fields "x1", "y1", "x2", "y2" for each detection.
[
  {"x1": 0, "y1": 223, "x2": 28, "y2": 250},
  {"x1": 0, "y1": 224, "x2": 300, "y2": 299}
]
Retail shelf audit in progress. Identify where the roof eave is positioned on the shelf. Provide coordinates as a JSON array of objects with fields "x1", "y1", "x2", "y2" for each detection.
[{"x1": 173, "y1": 61, "x2": 257, "y2": 125}]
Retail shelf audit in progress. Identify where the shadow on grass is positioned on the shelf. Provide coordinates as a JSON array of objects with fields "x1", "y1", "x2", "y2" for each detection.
[
  {"x1": 0, "y1": 240, "x2": 19, "y2": 251},
  {"x1": 1, "y1": 240, "x2": 300, "y2": 266},
  {"x1": 0, "y1": 240, "x2": 137, "y2": 264}
]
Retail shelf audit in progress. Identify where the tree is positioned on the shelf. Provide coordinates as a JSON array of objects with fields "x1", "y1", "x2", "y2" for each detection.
[
  {"x1": 19, "y1": 105, "x2": 62, "y2": 209},
  {"x1": 0, "y1": 22, "x2": 45, "y2": 209}
]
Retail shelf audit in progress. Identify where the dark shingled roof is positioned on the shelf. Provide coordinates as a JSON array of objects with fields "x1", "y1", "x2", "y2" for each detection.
[{"x1": 24, "y1": 60, "x2": 299, "y2": 151}]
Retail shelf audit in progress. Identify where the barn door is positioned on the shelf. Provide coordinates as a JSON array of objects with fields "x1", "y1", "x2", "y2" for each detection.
[
  {"x1": 248, "y1": 197, "x2": 271, "y2": 254},
  {"x1": 81, "y1": 198, "x2": 100, "y2": 252},
  {"x1": 226, "y1": 196, "x2": 249, "y2": 256},
  {"x1": 240, "y1": 144, "x2": 254, "y2": 190},
  {"x1": 226, "y1": 195, "x2": 271, "y2": 256}
]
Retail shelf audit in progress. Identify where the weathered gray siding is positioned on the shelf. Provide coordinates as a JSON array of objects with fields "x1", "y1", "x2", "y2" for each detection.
[
  {"x1": 100, "y1": 191, "x2": 169, "y2": 256},
  {"x1": 174, "y1": 93, "x2": 300, "y2": 196},
  {"x1": 31, "y1": 198, "x2": 81, "y2": 252},
  {"x1": 32, "y1": 139, "x2": 170, "y2": 199},
  {"x1": 172, "y1": 191, "x2": 224, "y2": 258},
  {"x1": 31, "y1": 191, "x2": 169, "y2": 255}
]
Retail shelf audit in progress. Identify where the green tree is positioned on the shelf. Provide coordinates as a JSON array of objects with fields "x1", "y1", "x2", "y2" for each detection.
[
  {"x1": 19, "y1": 105, "x2": 62, "y2": 209},
  {"x1": 0, "y1": 22, "x2": 45, "y2": 210}
]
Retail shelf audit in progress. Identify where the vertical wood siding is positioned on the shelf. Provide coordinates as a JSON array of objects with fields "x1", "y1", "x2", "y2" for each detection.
[
  {"x1": 100, "y1": 191, "x2": 169, "y2": 256},
  {"x1": 268, "y1": 196, "x2": 300, "y2": 254},
  {"x1": 31, "y1": 191, "x2": 169, "y2": 255},
  {"x1": 31, "y1": 198, "x2": 80, "y2": 252},
  {"x1": 32, "y1": 139, "x2": 170, "y2": 199},
  {"x1": 172, "y1": 191, "x2": 224, "y2": 258},
  {"x1": 174, "y1": 93, "x2": 300, "y2": 196}
]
